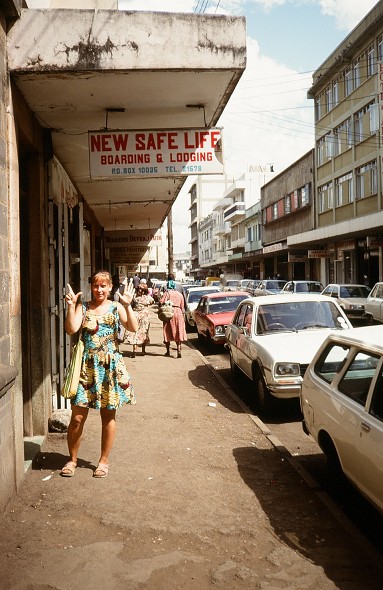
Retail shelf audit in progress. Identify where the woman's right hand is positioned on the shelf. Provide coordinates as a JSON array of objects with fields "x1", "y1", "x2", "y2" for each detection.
[{"x1": 65, "y1": 284, "x2": 82, "y2": 307}]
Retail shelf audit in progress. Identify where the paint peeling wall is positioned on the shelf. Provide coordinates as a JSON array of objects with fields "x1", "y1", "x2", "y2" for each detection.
[{"x1": 8, "y1": 10, "x2": 246, "y2": 72}]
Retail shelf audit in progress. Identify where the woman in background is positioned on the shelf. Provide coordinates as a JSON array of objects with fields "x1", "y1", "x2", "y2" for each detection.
[
  {"x1": 125, "y1": 279, "x2": 154, "y2": 357},
  {"x1": 159, "y1": 274, "x2": 187, "y2": 358}
]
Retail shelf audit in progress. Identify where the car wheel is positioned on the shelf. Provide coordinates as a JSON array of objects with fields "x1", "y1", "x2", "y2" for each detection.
[
  {"x1": 229, "y1": 348, "x2": 238, "y2": 378},
  {"x1": 254, "y1": 369, "x2": 274, "y2": 415}
]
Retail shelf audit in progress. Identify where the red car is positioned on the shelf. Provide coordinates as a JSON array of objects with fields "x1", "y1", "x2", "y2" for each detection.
[{"x1": 193, "y1": 291, "x2": 249, "y2": 345}]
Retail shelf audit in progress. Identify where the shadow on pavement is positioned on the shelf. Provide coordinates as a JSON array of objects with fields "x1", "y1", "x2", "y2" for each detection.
[{"x1": 233, "y1": 444, "x2": 383, "y2": 588}]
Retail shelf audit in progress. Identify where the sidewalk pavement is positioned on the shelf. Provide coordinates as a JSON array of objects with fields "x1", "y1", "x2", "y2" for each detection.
[{"x1": 0, "y1": 308, "x2": 382, "y2": 590}]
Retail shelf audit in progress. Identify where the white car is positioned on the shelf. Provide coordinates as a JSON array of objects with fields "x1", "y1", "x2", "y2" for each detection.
[
  {"x1": 184, "y1": 286, "x2": 221, "y2": 329},
  {"x1": 321, "y1": 283, "x2": 371, "y2": 320},
  {"x1": 225, "y1": 294, "x2": 352, "y2": 413},
  {"x1": 363, "y1": 282, "x2": 383, "y2": 323},
  {"x1": 301, "y1": 325, "x2": 383, "y2": 513}
]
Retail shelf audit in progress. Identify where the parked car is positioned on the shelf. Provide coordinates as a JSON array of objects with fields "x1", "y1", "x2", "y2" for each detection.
[
  {"x1": 252, "y1": 279, "x2": 287, "y2": 296},
  {"x1": 222, "y1": 279, "x2": 242, "y2": 292},
  {"x1": 321, "y1": 283, "x2": 371, "y2": 320},
  {"x1": 282, "y1": 280, "x2": 324, "y2": 294},
  {"x1": 301, "y1": 325, "x2": 383, "y2": 513},
  {"x1": 193, "y1": 291, "x2": 249, "y2": 345},
  {"x1": 363, "y1": 282, "x2": 383, "y2": 323},
  {"x1": 225, "y1": 294, "x2": 352, "y2": 413},
  {"x1": 243, "y1": 279, "x2": 262, "y2": 296},
  {"x1": 184, "y1": 286, "x2": 221, "y2": 329}
]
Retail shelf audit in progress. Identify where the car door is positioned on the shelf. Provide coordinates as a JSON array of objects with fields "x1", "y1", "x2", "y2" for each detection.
[
  {"x1": 334, "y1": 350, "x2": 382, "y2": 504},
  {"x1": 234, "y1": 302, "x2": 255, "y2": 378},
  {"x1": 194, "y1": 297, "x2": 206, "y2": 333},
  {"x1": 352, "y1": 362, "x2": 383, "y2": 511}
]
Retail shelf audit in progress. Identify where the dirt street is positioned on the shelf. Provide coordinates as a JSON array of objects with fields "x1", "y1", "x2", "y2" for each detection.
[{"x1": 0, "y1": 311, "x2": 382, "y2": 589}]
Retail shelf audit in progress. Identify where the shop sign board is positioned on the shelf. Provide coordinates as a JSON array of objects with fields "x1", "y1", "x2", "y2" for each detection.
[
  {"x1": 308, "y1": 250, "x2": 330, "y2": 258},
  {"x1": 105, "y1": 230, "x2": 161, "y2": 265},
  {"x1": 89, "y1": 128, "x2": 223, "y2": 178}
]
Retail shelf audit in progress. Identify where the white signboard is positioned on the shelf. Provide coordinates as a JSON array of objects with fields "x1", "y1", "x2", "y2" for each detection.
[{"x1": 89, "y1": 128, "x2": 223, "y2": 178}]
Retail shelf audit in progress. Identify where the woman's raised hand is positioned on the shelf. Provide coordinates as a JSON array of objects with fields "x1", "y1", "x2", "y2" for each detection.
[
  {"x1": 65, "y1": 283, "x2": 83, "y2": 307},
  {"x1": 117, "y1": 279, "x2": 135, "y2": 306}
]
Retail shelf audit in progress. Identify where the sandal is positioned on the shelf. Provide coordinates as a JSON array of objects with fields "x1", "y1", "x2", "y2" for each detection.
[
  {"x1": 60, "y1": 461, "x2": 77, "y2": 477},
  {"x1": 93, "y1": 463, "x2": 109, "y2": 478}
]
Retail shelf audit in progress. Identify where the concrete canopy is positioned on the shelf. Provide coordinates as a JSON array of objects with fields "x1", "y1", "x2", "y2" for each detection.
[{"x1": 7, "y1": 9, "x2": 246, "y2": 239}]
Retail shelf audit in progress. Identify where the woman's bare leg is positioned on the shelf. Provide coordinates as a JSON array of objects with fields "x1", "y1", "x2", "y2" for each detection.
[
  {"x1": 66, "y1": 405, "x2": 89, "y2": 464},
  {"x1": 99, "y1": 408, "x2": 116, "y2": 465}
]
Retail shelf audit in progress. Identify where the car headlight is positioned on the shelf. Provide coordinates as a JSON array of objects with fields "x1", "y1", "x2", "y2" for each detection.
[
  {"x1": 215, "y1": 325, "x2": 225, "y2": 335},
  {"x1": 349, "y1": 304, "x2": 363, "y2": 310},
  {"x1": 274, "y1": 363, "x2": 300, "y2": 376}
]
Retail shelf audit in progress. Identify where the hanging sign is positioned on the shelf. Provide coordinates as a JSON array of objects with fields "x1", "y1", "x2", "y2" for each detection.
[{"x1": 88, "y1": 128, "x2": 223, "y2": 178}]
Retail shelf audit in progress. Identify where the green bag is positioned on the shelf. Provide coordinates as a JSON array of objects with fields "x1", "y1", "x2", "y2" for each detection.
[{"x1": 61, "y1": 338, "x2": 84, "y2": 399}]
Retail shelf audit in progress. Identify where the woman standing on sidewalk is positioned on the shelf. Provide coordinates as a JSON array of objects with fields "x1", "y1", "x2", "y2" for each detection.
[
  {"x1": 125, "y1": 279, "x2": 154, "y2": 357},
  {"x1": 60, "y1": 270, "x2": 138, "y2": 479},
  {"x1": 159, "y1": 274, "x2": 187, "y2": 358}
]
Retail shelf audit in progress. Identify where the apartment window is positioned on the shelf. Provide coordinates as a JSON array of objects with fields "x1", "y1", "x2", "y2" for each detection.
[
  {"x1": 367, "y1": 45, "x2": 375, "y2": 77},
  {"x1": 344, "y1": 68, "x2": 352, "y2": 97},
  {"x1": 332, "y1": 80, "x2": 339, "y2": 108},
  {"x1": 247, "y1": 226, "x2": 253, "y2": 243},
  {"x1": 335, "y1": 172, "x2": 353, "y2": 207},
  {"x1": 379, "y1": 35, "x2": 383, "y2": 62},
  {"x1": 354, "y1": 110, "x2": 363, "y2": 143},
  {"x1": 272, "y1": 203, "x2": 278, "y2": 220},
  {"x1": 356, "y1": 160, "x2": 377, "y2": 199},
  {"x1": 285, "y1": 194, "x2": 291, "y2": 214},
  {"x1": 315, "y1": 95, "x2": 322, "y2": 122},
  {"x1": 354, "y1": 102, "x2": 377, "y2": 144},
  {"x1": 300, "y1": 184, "x2": 310, "y2": 207},
  {"x1": 353, "y1": 59, "x2": 361, "y2": 90},
  {"x1": 325, "y1": 86, "x2": 332, "y2": 112},
  {"x1": 318, "y1": 182, "x2": 333, "y2": 213}
]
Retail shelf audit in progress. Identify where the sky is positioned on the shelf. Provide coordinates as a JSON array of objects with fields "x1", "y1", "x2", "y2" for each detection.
[{"x1": 119, "y1": 0, "x2": 380, "y2": 251}]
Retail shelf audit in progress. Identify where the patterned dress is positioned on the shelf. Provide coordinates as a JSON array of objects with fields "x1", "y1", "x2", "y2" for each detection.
[
  {"x1": 125, "y1": 294, "x2": 154, "y2": 346},
  {"x1": 72, "y1": 302, "x2": 135, "y2": 410}
]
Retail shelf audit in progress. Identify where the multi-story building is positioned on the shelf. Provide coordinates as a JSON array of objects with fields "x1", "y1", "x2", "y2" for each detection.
[
  {"x1": 188, "y1": 175, "x2": 232, "y2": 278},
  {"x1": 243, "y1": 202, "x2": 263, "y2": 278},
  {"x1": 261, "y1": 150, "x2": 315, "y2": 281},
  {"x1": 289, "y1": 1, "x2": 383, "y2": 286}
]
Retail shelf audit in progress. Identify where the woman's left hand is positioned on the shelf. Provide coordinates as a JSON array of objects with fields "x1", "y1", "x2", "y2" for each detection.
[{"x1": 116, "y1": 279, "x2": 135, "y2": 306}]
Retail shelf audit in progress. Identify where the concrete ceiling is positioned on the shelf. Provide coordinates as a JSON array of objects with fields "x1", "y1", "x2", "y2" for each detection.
[{"x1": 7, "y1": 8, "x2": 246, "y2": 237}]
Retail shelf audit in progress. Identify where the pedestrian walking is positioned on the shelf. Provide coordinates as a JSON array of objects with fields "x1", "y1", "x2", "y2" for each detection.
[
  {"x1": 132, "y1": 273, "x2": 140, "y2": 288},
  {"x1": 60, "y1": 270, "x2": 138, "y2": 479},
  {"x1": 125, "y1": 279, "x2": 154, "y2": 357},
  {"x1": 160, "y1": 274, "x2": 187, "y2": 358}
]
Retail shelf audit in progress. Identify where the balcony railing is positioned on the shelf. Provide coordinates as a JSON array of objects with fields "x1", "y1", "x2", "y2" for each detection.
[{"x1": 223, "y1": 202, "x2": 245, "y2": 222}]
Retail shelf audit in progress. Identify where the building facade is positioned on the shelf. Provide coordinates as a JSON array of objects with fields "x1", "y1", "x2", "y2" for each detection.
[{"x1": 289, "y1": 1, "x2": 383, "y2": 287}]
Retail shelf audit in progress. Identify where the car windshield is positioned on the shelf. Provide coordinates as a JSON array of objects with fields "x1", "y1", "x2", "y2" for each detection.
[
  {"x1": 188, "y1": 289, "x2": 219, "y2": 304},
  {"x1": 255, "y1": 300, "x2": 348, "y2": 334},
  {"x1": 208, "y1": 295, "x2": 247, "y2": 314},
  {"x1": 295, "y1": 282, "x2": 323, "y2": 293},
  {"x1": 339, "y1": 286, "x2": 370, "y2": 298},
  {"x1": 264, "y1": 280, "x2": 286, "y2": 290}
]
